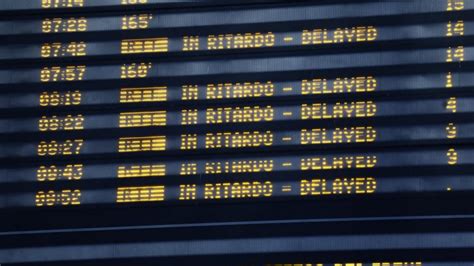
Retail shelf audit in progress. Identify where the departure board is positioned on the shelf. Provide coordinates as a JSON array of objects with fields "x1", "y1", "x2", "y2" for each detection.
[{"x1": 1, "y1": 0, "x2": 474, "y2": 265}]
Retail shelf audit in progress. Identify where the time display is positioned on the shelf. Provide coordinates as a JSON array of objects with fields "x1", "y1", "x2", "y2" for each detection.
[
  {"x1": 41, "y1": 42, "x2": 87, "y2": 58},
  {"x1": 41, "y1": 0, "x2": 84, "y2": 9},
  {"x1": 37, "y1": 139, "x2": 84, "y2": 156},
  {"x1": 38, "y1": 115, "x2": 84, "y2": 131},
  {"x1": 39, "y1": 90, "x2": 82, "y2": 107},
  {"x1": 41, "y1": 17, "x2": 87, "y2": 33},
  {"x1": 37, "y1": 164, "x2": 83, "y2": 181},
  {"x1": 40, "y1": 66, "x2": 86, "y2": 82},
  {"x1": 35, "y1": 189, "x2": 81, "y2": 207}
]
